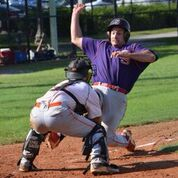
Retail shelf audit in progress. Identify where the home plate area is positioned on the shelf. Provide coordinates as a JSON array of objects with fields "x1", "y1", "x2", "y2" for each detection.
[{"x1": 0, "y1": 120, "x2": 178, "y2": 178}]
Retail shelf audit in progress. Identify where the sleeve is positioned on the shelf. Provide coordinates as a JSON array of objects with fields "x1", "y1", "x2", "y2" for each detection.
[
  {"x1": 129, "y1": 43, "x2": 158, "y2": 70},
  {"x1": 85, "y1": 86, "x2": 102, "y2": 119},
  {"x1": 130, "y1": 43, "x2": 148, "y2": 53},
  {"x1": 131, "y1": 43, "x2": 158, "y2": 60},
  {"x1": 82, "y1": 37, "x2": 102, "y2": 61}
]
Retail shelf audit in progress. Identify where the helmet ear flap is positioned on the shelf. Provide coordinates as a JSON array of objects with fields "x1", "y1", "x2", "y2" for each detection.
[
  {"x1": 107, "y1": 31, "x2": 110, "y2": 37},
  {"x1": 107, "y1": 31, "x2": 110, "y2": 40},
  {"x1": 107, "y1": 30, "x2": 130, "y2": 43}
]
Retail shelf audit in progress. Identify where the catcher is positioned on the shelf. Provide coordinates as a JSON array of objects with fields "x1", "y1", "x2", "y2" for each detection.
[{"x1": 17, "y1": 58, "x2": 120, "y2": 175}]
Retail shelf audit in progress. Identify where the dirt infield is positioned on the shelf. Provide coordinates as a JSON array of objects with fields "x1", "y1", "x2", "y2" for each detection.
[{"x1": 0, "y1": 120, "x2": 178, "y2": 178}]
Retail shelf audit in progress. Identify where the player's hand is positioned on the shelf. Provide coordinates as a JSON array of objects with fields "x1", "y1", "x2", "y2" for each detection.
[
  {"x1": 111, "y1": 50, "x2": 130, "y2": 58},
  {"x1": 111, "y1": 50, "x2": 130, "y2": 62},
  {"x1": 73, "y1": 3, "x2": 85, "y2": 14}
]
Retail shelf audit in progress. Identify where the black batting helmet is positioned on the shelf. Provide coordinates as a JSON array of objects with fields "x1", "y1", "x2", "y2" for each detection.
[
  {"x1": 107, "y1": 18, "x2": 131, "y2": 42},
  {"x1": 65, "y1": 58, "x2": 92, "y2": 81}
]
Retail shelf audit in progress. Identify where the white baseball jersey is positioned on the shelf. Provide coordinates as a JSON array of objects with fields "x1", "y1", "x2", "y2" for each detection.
[
  {"x1": 30, "y1": 80, "x2": 102, "y2": 137},
  {"x1": 36, "y1": 80, "x2": 101, "y2": 119}
]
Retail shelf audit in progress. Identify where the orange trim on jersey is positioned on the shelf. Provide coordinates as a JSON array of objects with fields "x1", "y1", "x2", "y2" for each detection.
[
  {"x1": 93, "y1": 82, "x2": 128, "y2": 94},
  {"x1": 34, "y1": 102, "x2": 62, "y2": 108}
]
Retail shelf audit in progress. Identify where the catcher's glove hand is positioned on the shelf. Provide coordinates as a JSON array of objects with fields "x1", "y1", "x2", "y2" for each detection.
[{"x1": 46, "y1": 132, "x2": 65, "y2": 150}]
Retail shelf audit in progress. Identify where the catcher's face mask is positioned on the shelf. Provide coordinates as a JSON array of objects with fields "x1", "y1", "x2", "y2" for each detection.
[{"x1": 65, "y1": 58, "x2": 93, "y2": 83}]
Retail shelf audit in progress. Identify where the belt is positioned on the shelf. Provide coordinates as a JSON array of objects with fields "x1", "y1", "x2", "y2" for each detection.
[
  {"x1": 34, "y1": 102, "x2": 62, "y2": 108},
  {"x1": 93, "y1": 82, "x2": 128, "y2": 94}
]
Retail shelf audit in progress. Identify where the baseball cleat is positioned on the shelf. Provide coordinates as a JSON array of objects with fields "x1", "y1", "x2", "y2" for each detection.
[
  {"x1": 121, "y1": 129, "x2": 136, "y2": 152},
  {"x1": 90, "y1": 162, "x2": 120, "y2": 175},
  {"x1": 19, "y1": 158, "x2": 38, "y2": 172}
]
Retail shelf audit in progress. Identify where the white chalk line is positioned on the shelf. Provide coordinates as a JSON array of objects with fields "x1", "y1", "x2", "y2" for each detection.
[
  {"x1": 108, "y1": 137, "x2": 178, "y2": 153},
  {"x1": 136, "y1": 141, "x2": 157, "y2": 148},
  {"x1": 136, "y1": 137, "x2": 177, "y2": 148}
]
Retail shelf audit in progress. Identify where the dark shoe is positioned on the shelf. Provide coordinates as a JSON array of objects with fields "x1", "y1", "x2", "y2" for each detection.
[
  {"x1": 19, "y1": 158, "x2": 38, "y2": 172},
  {"x1": 90, "y1": 162, "x2": 119, "y2": 175}
]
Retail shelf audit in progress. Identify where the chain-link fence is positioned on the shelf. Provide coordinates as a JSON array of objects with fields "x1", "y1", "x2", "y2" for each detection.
[{"x1": 0, "y1": 0, "x2": 177, "y2": 65}]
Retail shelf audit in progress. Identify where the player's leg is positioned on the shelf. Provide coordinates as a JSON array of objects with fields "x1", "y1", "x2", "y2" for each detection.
[
  {"x1": 17, "y1": 107, "x2": 48, "y2": 172},
  {"x1": 93, "y1": 86, "x2": 135, "y2": 151},
  {"x1": 50, "y1": 109, "x2": 119, "y2": 175},
  {"x1": 17, "y1": 129, "x2": 47, "y2": 171},
  {"x1": 103, "y1": 91, "x2": 135, "y2": 151},
  {"x1": 82, "y1": 124, "x2": 120, "y2": 175}
]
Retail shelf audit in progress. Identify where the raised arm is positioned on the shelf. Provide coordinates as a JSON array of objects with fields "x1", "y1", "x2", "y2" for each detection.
[{"x1": 70, "y1": 3, "x2": 85, "y2": 50}]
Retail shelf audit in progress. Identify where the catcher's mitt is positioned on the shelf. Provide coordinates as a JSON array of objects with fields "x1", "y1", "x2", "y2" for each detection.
[{"x1": 46, "y1": 132, "x2": 65, "y2": 150}]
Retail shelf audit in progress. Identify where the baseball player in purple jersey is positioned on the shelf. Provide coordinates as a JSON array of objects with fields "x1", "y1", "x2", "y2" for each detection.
[
  {"x1": 17, "y1": 59, "x2": 120, "y2": 175},
  {"x1": 71, "y1": 4, "x2": 158, "y2": 151}
]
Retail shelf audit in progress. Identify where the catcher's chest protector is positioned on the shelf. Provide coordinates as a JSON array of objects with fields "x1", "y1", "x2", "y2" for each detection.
[{"x1": 56, "y1": 81, "x2": 87, "y2": 115}]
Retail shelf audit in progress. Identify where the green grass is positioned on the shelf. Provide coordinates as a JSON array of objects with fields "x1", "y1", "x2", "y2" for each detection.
[
  {"x1": 159, "y1": 143, "x2": 178, "y2": 153},
  {"x1": 121, "y1": 54, "x2": 178, "y2": 126},
  {"x1": 131, "y1": 27, "x2": 177, "y2": 36},
  {"x1": 121, "y1": 37, "x2": 178, "y2": 126},
  {"x1": 0, "y1": 36, "x2": 178, "y2": 145},
  {"x1": 0, "y1": 60, "x2": 68, "y2": 144}
]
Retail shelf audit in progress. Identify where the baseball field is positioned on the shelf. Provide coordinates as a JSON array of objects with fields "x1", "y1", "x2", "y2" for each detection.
[{"x1": 0, "y1": 35, "x2": 178, "y2": 177}]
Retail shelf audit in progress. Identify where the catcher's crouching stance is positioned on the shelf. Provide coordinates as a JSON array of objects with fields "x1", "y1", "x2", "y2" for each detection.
[{"x1": 17, "y1": 58, "x2": 119, "y2": 175}]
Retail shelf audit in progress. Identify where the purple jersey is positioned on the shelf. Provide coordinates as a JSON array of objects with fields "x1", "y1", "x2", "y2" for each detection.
[{"x1": 82, "y1": 37, "x2": 152, "y2": 93}]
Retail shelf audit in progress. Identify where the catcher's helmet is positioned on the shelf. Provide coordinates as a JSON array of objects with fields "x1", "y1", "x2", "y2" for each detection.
[
  {"x1": 107, "y1": 18, "x2": 130, "y2": 42},
  {"x1": 65, "y1": 58, "x2": 92, "y2": 81}
]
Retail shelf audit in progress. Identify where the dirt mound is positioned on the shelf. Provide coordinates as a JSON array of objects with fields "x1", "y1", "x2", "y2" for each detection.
[{"x1": 0, "y1": 120, "x2": 178, "y2": 178}]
